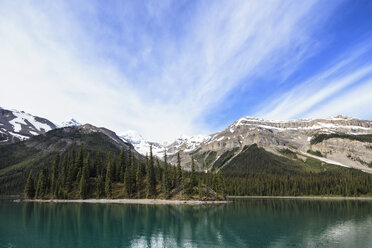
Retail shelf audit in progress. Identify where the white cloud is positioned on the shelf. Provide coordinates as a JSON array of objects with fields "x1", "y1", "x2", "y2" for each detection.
[
  {"x1": 0, "y1": 0, "x2": 342, "y2": 141},
  {"x1": 257, "y1": 45, "x2": 372, "y2": 120}
]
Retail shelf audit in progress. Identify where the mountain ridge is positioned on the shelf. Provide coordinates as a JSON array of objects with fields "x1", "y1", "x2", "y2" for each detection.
[{"x1": 2, "y1": 107, "x2": 372, "y2": 173}]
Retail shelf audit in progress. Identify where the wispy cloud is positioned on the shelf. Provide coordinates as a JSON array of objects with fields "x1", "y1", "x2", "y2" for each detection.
[
  {"x1": 0, "y1": 0, "x2": 348, "y2": 140},
  {"x1": 258, "y1": 44, "x2": 372, "y2": 120}
]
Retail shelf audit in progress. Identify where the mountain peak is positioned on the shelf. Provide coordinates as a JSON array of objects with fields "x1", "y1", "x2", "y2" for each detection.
[
  {"x1": 0, "y1": 107, "x2": 56, "y2": 143},
  {"x1": 60, "y1": 118, "x2": 81, "y2": 127}
]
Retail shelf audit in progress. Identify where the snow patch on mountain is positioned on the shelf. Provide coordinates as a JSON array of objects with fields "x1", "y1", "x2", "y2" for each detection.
[
  {"x1": 9, "y1": 110, "x2": 53, "y2": 133},
  {"x1": 120, "y1": 130, "x2": 165, "y2": 158},
  {"x1": 60, "y1": 118, "x2": 81, "y2": 127},
  {"x1": 120, "y1": 131, "x2": 210, "y2": 157}
]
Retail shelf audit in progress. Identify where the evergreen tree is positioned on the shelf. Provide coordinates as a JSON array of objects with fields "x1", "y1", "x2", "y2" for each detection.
[
  {"x1": 66, "y1": 149, "x2": 76, "y2": 190},
  {"x1": 35, "y1": 169, "x2": 48, "y2": 198},
  {"x1": 176, "y1": 152, "x2": 182, "y2": 186},
  {"x1": 50, "y1": 153, "x2": 60, "y2": 195},
  {"x1": 130, "y1": 152, "x2": 136, "y2": 194},
  {"x1": 136, "y1": 163, "x2": 142, "y2": 198},
  {"x1": 124, "y1": 166, "x2": 131, "y2": 197},
  {"x1": 111, "y1": 154, "x2": 117, "y2": 182},
  {"x1": 76, "y1": 146, "x2": 84, "y2": 181},
  {"x1": 161, "y1": 151, "x2": 170, "y2": 198},
  {"x1": 94, "y1": 150, "x2": 103, "y2": 177},
  {"x1": 79, "y1": 174, "x2": 88, "y2": 199},
  {"x1": 83, "y1": 153, "x2": 90, "y2": 179},
  {"x1": 156, "y1": 159, "x2": 162, "y2": 182},
  {"x1": 124, "y1": 151, "x2": 137, "y2": 197},
  {"x1": 182, "y1": 169, "x2": 188, "y2": 195},
  {"x1": 198, "y1": 179, "x2": 203, "y2": 198},
  {"x1": 79, "y1": 153, "x2": 90, "y2": 199},
  {"x1": 190, "y1": 157, "x2": 196, "y2": 190},
  {"x1": 146, "y1": 146, "x2": 156, "y2": 198},
  {"x1": 24, "y1": 171, "x2": 35, "y2": 198},
  {"x1": 61, "y1": 154, "x2": 68, "y2": 186},
  {"x1": 171, "y1": 165, "x2": 177, "y2": 189},
  {"x1": 105, "y1": 156, "x2": 113, "y2": 198},
  {"x1": 119, "y1": 148, "x2": 126, "y2": 182},
  {"x1": 96, "y1": 175, "x2": 105, "y2": 198},
  {"x1": 55, "y1": 179, "x2": 62, "y2": 199}
]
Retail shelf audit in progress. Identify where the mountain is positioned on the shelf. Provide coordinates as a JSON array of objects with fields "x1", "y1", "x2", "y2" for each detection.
[
  {"x1": 166, "y1": 115, "x2": 372, "y2": 173},
  {"x1": 0, "y1": 124, "x2": 137, "y2": 194},
  {"x1": 0, "y1": 107, "x2": 56, "y2": 143},
  {"x1": 60, "y1": 118, "x2": 81, "y2": 127},
  {"x1": 2, "y1": 106, "x2": 372, "y2": 174},
  {"x1": 120, "y1": 131, "x2": 210, "y2": 158},
  {"x1": 120, "y1": 130, "x2": 165, "y2": 157}
]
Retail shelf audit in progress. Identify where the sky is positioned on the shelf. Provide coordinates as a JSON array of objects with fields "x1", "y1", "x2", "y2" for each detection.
[{"x1": 1, "y1": 0, "x2": 372, "y2": 141}]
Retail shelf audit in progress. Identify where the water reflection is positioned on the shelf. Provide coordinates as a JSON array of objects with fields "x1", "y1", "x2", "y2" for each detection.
[{"x1": 0, "y1": 199, "x2": 372, "y2": 247}]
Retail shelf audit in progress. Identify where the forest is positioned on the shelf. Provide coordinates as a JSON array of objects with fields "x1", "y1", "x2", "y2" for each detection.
[
  {"x1": 23, "y1": 144, "x2": 372, "y2": 199},
  {"x1": 23, "y1": 146, "x2": 226, "y2": 201}
]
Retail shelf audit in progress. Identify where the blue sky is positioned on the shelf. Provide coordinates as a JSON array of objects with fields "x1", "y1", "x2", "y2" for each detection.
[{"x1": 1, "y1": 0, "x2": 372, "y2": 141}]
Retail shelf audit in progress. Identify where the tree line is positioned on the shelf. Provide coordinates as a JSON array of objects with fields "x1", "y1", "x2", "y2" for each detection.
[{"x1": 24, "y1": 146, "x2": 225, "y2": 200}]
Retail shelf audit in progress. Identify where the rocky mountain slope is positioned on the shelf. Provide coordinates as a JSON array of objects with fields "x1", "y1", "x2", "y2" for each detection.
[
  {"x1": 2, "y1": 106, "x2": 372, "y2": 174},
  {"x1": 166, "y1": 116, "x2": 372, "y2": 173},
  {"x1": 0, "y1": 107, "x2": 56, "y2": 143}
]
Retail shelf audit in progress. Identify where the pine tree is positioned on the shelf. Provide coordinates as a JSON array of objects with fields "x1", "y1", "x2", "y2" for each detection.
[
  {"x1": 96, "y1": 175, "x2": 105, "y2": 198},
  {"x1": 105, "y1": 156, "x2": 113, "y2": 198},
  {"x1": 36, "y1": 169, "x2": 48, "y2": 198},
  {"x1": 190, "y1": 157, "x2": 196, "y2": 190},
  {"x1": 136, "y1": 163, "x2": 142, "y2": 198},
  {"x1": 171, "y1": 165, "x2": 177, "y2": 189},
  {"x1": 198, "y1": 179, "x2": 203, "y2": 198},
  {"x1": 182, "y1": 169, "x2": 188, "y2": 195},
  {"x1": 66, "y1": 149, "x2": 76, "y2": 190},
  {"x1": 162, "y1": 150, "x2": 170, "y2": 198},
  {"x1": 79, "y1": 154, "x2": 90, "y2": 199},
  {"x1": 76, "y1": 146, "x2": 84, "y2": 181},
  {"x1": 61, "y1": 154, "x2": 68, "y2": 186},
  {"x1": 83, "y1": 154, "x2": 90, "y2": 178},
  {"x1": 124, "y1": 166, "x2": 131, "y2": 197},
  {"x1": 176, "y1": 152, "x2": 182, "y2": 187},
  {"x1": 156, "y1": 159, "x2": 162, "y2": 182},
  {"x1": 79, "y1": 174, "x2": 88, "y2": 199},
  {"x1": 94, "y1": 150, "x2": 102, "y2": 177},
  {"x1": 130, "y1": 152, "x2": 136, "y2": 195},
  {"x1": 119, "y1": 148, "x2": 126, "y2": 182},
  {"x1": 146, "y1": 146, "x2": 156, "y2": 198},
  {"x1": 124, "y1": 151, "x2": 137, "y2": 197},
  {"x1": 55, "y1": 179, "x2": 62, "y2": 199},
  {"x1": 50, "y1": 153, "x2": 60, "y2": 195},
  {"x1": 24, "y1": 171, "x2": 35, "y2": 198},
  {"x1": 111, "y1": 154, "x2": 117, "y2": 182}
]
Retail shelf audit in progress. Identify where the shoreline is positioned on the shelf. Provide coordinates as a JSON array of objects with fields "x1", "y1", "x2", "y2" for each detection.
[
  {"x1": 20, "y1": 199, "x2": 230, "y2": 205},
  {"x1": 228, "y1": 196, "x2": 372, "y2": 200}
]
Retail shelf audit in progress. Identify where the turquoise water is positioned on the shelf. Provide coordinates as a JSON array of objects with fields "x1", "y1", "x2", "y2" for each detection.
[{"x1": 1, "y1": 198, "x2": 372, "y2": 247}]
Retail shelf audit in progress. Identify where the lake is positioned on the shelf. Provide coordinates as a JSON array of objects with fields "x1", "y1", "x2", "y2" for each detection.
[{"x1": 1, "y1": 197, "x2": 372, "y2": 247}]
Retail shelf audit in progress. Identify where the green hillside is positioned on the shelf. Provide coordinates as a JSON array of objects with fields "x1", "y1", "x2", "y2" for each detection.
[
  {"x1": 216, "y1": 144, "x2": 372, "y2": 196},
  {"x1": 0, "y1": 127, "x2": 133, "y2": 194},
  {"x1": 310, "y1": 133, "x2": 372, "y2": 145}
]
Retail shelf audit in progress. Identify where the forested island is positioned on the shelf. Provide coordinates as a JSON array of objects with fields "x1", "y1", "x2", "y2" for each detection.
[{"x1": 23, "y1": 146, "x2": 226, "y2": 201}]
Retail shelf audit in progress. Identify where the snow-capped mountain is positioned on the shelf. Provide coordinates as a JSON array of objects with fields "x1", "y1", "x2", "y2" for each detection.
[
  {"x1": 2, "y1": 106, "x2": 372, "y2": 173},
  {"x1": 165, "y1": 135, "x2": 211, "y2": 154},
  {"x1": 167, "y1": 115, "x2": 372, "y2": 173},
  {"x1": 120, "y1": 130, "x2": 210, "y2": 158},
  {"x1": 0, "y1": 107, "x2": 56, "y2": 143},
  {"x1": 120, "y1": 130, "x2": 165, "y2": 157},
  {"x1": 60, "y1": 118, "x2": 81, "y2": 127}
]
